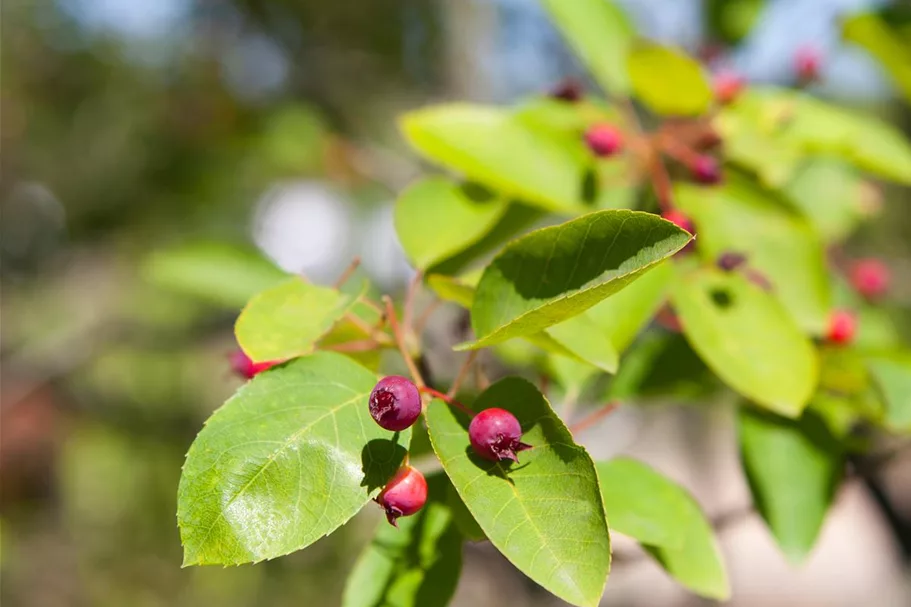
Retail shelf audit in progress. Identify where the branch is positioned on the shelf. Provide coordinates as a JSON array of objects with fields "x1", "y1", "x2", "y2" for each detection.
[
  {"x1": 383, "y1": 295, "x2": 425, "y2": 389},
  {"x1": 420, "y1": 386, "x2": 475, "y2": 418},
  {"x1": 569, "y1": 401, "x2": 620, "y2": 434}
]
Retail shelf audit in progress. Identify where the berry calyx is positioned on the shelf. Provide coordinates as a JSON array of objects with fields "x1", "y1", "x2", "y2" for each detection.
[
  {"x1": 662, "y1": 209, "x2": 695, "y2": 234},
  {"x1": 584, "y1": 124, "x2": 624, "y2": 157},
  {"x1": 795, "y1": 46, "x2": 821, "y2": 83},
  {"x1": 713, "y1": 70, "x2": 745, "y2": 105},
  {"x1": 375, "y1": 465, "x2": 427, "y2": 527},
  {"x1": 550, "y1": 78, "x2": 583, "y2": 103},
  {"x1": 827, "y1": 309, "x2": 857, "y2": 345},
  {"x1": 468, "y1": 408, "x2": 531, "y2": 463},
  {"x1": 850, "y1": 259, "x2": 890, "y2": 300},
  {"x1": 692, "y1": 155, "x2": 722, "y2": 184},
  {"x1": 229, "y1": 349, "x2": 279, "y2": 379},
  {"x1": 369, "y1": 375, "x2": 422, "y2": 431},
  {"x1": 717, "y1": 251, "x2": 747, "y2": 272}
]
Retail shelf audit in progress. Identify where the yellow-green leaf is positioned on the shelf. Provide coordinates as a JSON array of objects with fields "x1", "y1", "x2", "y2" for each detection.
[{"x1": 628, "y1": 43, "x2": 712, "y2": 116}]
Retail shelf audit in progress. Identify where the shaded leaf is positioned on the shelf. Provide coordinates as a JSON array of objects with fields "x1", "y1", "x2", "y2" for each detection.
[
  {"x1": 545, "y1": 313, "x2": 619, "y2": 374},
  {"x1": 235, "y1": 278, "x2": 360, "y2": 362},
  {"x1": 596, "y1": 458, "x2": 687, "y2": 548},
  {"x1": 178, "y1": 353, "x2": 411, "y2": 565},
  {"x1": 676, "y1": 175, "x2": 830, "y2": 333},
  {"x1": 672, "y1": 268, "x2": 818, "y2": 417},
  {"x1": 447, "y1": 482, "x2": 486, "y2": 542},
  {"x1": 461, "y1": 210, "x2": 691, "y2": 349},
  {"x1": 142, "y1": 241, "x2": 287, "y2": 308},
  {"x1": 342, "y1": 473, "x2": 462, "y2": 607},
  {"x1": 865, "y1": 351, "x2": 911, "y2": 432},
  {"x1": 426, "y1": 378, "x2": 610, "y2": 607},
  {"x1": 395, "y1": 178, "x2": 508, "y2": 270},
  {"x1": 400, "y1": 104, "x2": 589, "y2": 212},
  {"x1": 739, "y1": 407, "x2": 844, "y2": 562},
  {"x1": 540, "y1": 0, "x2": 635, "y2": 95},
  {"x1": 627, "y1": 44, "x2": 712, "y2": 116}
]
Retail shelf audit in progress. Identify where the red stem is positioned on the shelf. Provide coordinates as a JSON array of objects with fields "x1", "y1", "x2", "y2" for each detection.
[
  {"x1": 420, "y1": 386, "x2": 475, "y2": 417},
  {"x1": 570, "y1": 402, "x2": 620, "y2": 434},
  {"x1": 383, "y1": 296, "x2": 425, "y2": 389}
]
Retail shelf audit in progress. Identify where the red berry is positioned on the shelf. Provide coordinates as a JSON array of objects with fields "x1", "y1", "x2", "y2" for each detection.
[
  {"x1": 584, "y1": 124, "x2": 624, "y2": 157},
  {"x1": 662, "y1": 209, "x2": 695, "y2": 234},
  {"x1": 376, "y1": 465, "x2": 427, "y2": 526},
  {"x1": 717, "y1": 251, "x2": 747, "y2": 271},
  {"x1": 550, "y1": 78, "x2": 583, "y2": 102},
  {"x1": 827, "y1": 310, "x2": 857, "y2": 345},
  {"x1": 850, "y1": 259, "x2": 890, "y2": 300},
  {"x1": 229, "y1": 349, "x2": 279, "y2": 379},
  {"x1": 369, "y1": 375, "x2": 422, "y2": 431},
  {"x1": 795, "y1": 46, "x2": 821, "y2": 83},
  {"x1": 713, "y1": 70, "x2": 745, "y2": 105},
  {"x1": 468, "y1": 408, "x2": 531, "y2": 463},
  {"x1": 655, "y1": 304, "x2": 682, "y2": 333},
  {"x1": 692, "y1": 155, "x2": 722, "y2": 184}
]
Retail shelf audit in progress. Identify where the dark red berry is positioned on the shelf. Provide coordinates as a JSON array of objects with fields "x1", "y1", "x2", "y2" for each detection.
[
  {"x1": 662, "y1": 209, "x2": 695, "y2": 234},
  {"x1": 717, "y1": 251, "x2": 747, "y2": 272},
  {"x1": 369, "y1": 375, "x2": 422, "y2": 431},
  {"x1": 692, "y1": 155, "x2": 722, "y2": 184},
  {"x1": 550, "y1": 78, "x2": 583, "y2": 102},
  {"x1": 713, "y1": 70, "x2": 745, "y2": 105},
  {"x1": 584, "y1": 124, "x2": 624, "y2": 157},
  {"x1": 229, "y1": 349, "x2": 279, "y2": 379},
  {"x1": 468, "y1": 408, "x2": 531, "y2": 463},
  {"x1": 827, "y1": 309, "x2": 857, "y2": 345},
  {"x1": 795, "y1": 46, "x2": 821, "y2": 83},
  {"x1": 655, "y1": 304, "x2": 682, "y2": 333},
  {"x1": 375, "y1": 465, "x2": 427, "y2": 527},
  {"x1": 850, "y1": 259, "x2": 890, "y2": 300}
]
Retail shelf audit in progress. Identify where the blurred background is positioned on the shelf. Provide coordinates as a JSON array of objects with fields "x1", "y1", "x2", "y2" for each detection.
[{"x1": 2, "y1": 0, "x2": 910, "y2": 606}]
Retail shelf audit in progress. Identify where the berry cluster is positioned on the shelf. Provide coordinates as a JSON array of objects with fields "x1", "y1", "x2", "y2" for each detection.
[{"x1": 366, "y1": 374, "x2": 529, "y2": 526}]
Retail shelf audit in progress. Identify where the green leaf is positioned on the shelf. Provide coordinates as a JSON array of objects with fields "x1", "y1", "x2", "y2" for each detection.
[
  {"x1": 596, "y1": 458, "x2": 687, "y2": 548},
  {"x1": 782, "y1": 158, "x2": 866, "y2": 242},
  {"x1": 400, "y1": 104, "x2": 588, "y2": 212},
  {"x1": 644, "y1": 491, "x2": 730, "y2": 600},
  {"x1": 342, "y1": 473, "x2": 462, "y2": 607},
  {"x1": 540, "y1": 0, "x2": 635, "y2": 95},
  {"x1": 447, "y1": 482, "x2": 486, "y2": 542},
  {"x1": 461, "y1": 210, "x2": 692, "y2": 349},
  {"x1": 843, "y1": 13, "x2": 911, "y2": 103},
  {"x1": 627, "y1": 44, "x2": 712, "y2": 116},
  {"x1": 235, "y1": 278, "x2": 360, "y2": 361},
  {"x1": 142, "y1": 242, "x2": 288, "y2": 308},
  {"x1": 546, "y1": 354, "x2": 601, "y2": 395},
  {"x1": 739, "y1": 407, "x2": 844, "y2": 563},
  {"x1": 427, "y1": 274, "x2": 476, "y2": 309},
  {"x1": 178, "y1": 353, "x2": 411, "y2": 566},
  {"x1": 395, "y1": 178, "x2": 508, "y2": 270},
  {"x1": 865, "y1": 351, "x2": 911, "y2": 432},
  {"x1": 545, "y1": 313, "x2": 619, "y2": 374},
  {"x1": 676, "y1": 175, "x2": 831, "y2": 333},
  {"x1": 426, "y1": 378, "x2": 610, "y2": 607},
  {"x1": 671, "y1": 268, "x2": 818, "y2": 417}
]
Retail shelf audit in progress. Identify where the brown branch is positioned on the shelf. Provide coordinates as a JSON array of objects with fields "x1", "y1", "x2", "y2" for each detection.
[
  {"x1": 403, "y1": 270, "x2": 423, "y2": 336},
  {"x1": 383, "y1": 295, "x2": 425, "y2": 389},
  {"x1": 448, "y1": 351, "x2": 479, "y2": 399},
  {"x1": 570, "y1": 402, "x2": 620, "y2": 434},
  {"x1": 333, "y1": 256, "x2": 361, "y2": 289}
]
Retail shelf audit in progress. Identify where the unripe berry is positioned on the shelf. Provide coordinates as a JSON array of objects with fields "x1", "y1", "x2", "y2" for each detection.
[
  {"x1": 375, "y1": 465, "x2": 427, "y2": 526},
  {"x1": 795, "y1": 46, "x2": 821, "y2": 83},
  {"x1": 827, "y1": 309, "x2": 857, "y2": 345},
  {"x1": 662, "y1": 209, "x2": 695, "y2": 235},
  {"x1": 550, "y1": 78, "x2": 583, "y2": 103},
  {"x1": 850, "y1": 259, "x2": 890, "y2": 300},
  {"x1": 468, "y1": 408, "x2": 531, "y2": 463},
  {"x1": 584, "y1": 124, "x2": 624, "y2": 157},
  {"x1": 229, "y1": 349, "x2": 279, "y2": 379},
  {"x1": 717, "y1": 251, "x2": 747, "y2": 272},
  {"x1": 713, "y1": 70, "x2": 745, "y2": 105},
  {"x1": 692, "y1": 155, "x2": 722, "y2": 184},
  {"x1": 369, "y1": 375, "x2": 422, "y2": 431}
]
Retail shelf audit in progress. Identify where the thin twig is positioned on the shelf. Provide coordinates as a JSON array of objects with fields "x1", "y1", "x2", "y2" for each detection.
[
  {"x1": 448, "y1": 351, "x2": 479, "y2": 399},
  {"x1": 359, "y1": 297, "x2": 385, "y2": 317},
  {"x1": 343, "y1": 311, "x2": 393, "y2": 345},
  {"x1": 648, "y1": 145, "x2": 674, "y2": 213},
  {"x1": 325, "y1": 339, "x2": 380, "y2": 353},
  {"x1": 383, "y1": 296, "x2": 425, "y2": 389},
  {"x1": 403, "y1": 270, "x2": 423, "y2": 337},
  {"x1": 474, "y1": 360, "x2": 491, "y2": 391},
  {"x1": 414, "y1": 299, "x2": 442, "y2": 336},
  {"x1": 420, "y1": 386, "x2": 475, "y2": 417},
  {"x1": 570, "y1": 401, "x2": 620, "y2": 434},
  {"x1": 333, "y1": 256, "x2": 361, "y2": 289}
]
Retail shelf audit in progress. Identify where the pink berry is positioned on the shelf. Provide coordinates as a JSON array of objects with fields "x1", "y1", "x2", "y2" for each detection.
[
  {"x1": 662, "y1": 209, "x2": 695, "y2": 234},
  {"x1": 229, "y1": 349, "x2": 279, "y2": 379},
  {"x1": 584, "y1": 124, "x2": 624, "y2": 157},
  {"x1": 713, "y1": 70, "x2": 745, "y2": 105},
  {"x1": 550, "y1": 78, "x2": 583, "y2": 102},
  {"x1": 795, "y1": 46, "x2": 821, "y2": 83},
  {"x1": 468, "y1": 408, "x2": 531, "y2": 463},
  {"x1": 850, "y1": 259, "x2": 890, "y2": 300},
  {"x1": 375, "y1": 465, "x2": 427, "y2": 527},
  {"x1": 827, "y1": 310, "x2": 857, "y2": 345},
  {"x1": 692, "y1": 155, "x2": 722, "y2": 184},
  {"x1": 369, "y1": 375, "x2": 422, "y2": 431}
]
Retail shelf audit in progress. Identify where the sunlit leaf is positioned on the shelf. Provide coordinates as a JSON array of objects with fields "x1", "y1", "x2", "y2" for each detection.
[
  {"x1": 865, "y1": 351, "x2": 911, "y2": 432},
  {"x1": 843, "y1": 13, "x2": 911, "y2": 102},
  {"x1": 426, "y1": 378, "x2": 610, "y2": 607},
  {"x1": 627, "y1": 44, "x2": 712, "y2": 116},
  {"x1": 178, "y1": 353, "x2": 411, "y2": 565},
  {"x1": 782, "y1": 158, "x2": 866, "y2": 242}
]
